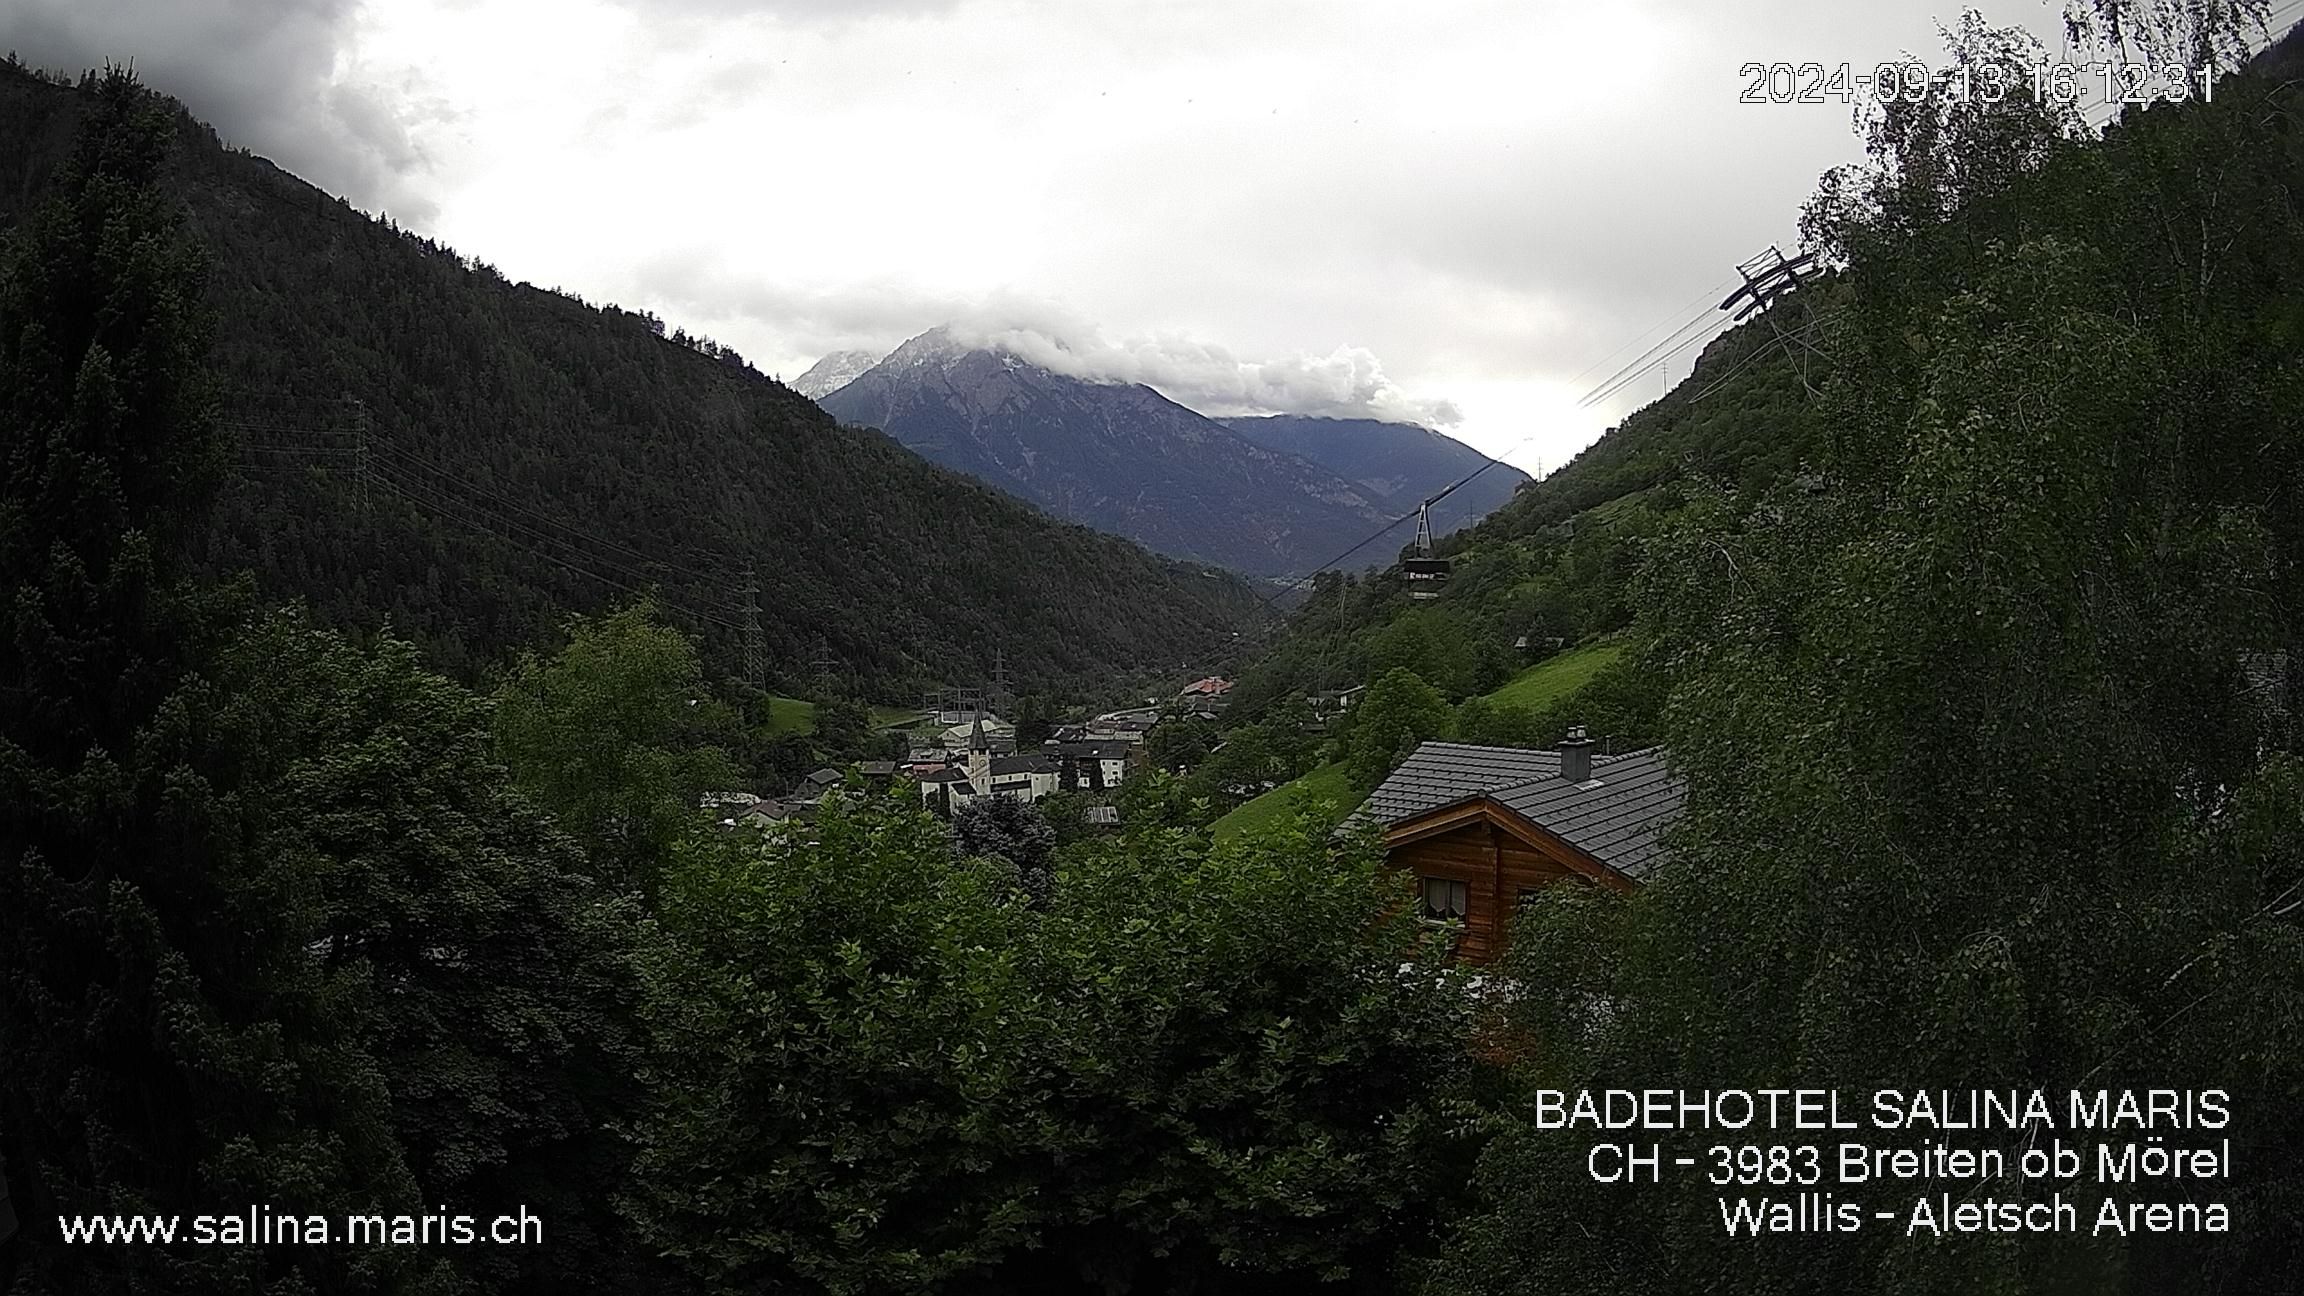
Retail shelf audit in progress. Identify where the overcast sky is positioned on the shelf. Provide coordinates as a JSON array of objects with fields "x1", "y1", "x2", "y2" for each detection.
[{"x1": 8, "y1": 0, "x2": 2140, "y2": 473}]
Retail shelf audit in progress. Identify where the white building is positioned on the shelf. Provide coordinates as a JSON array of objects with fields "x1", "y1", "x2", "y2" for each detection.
[
  {"x1": 1052, "y1": 741, "x2": 1131, "y2": 792},
  {"x1": 918, "y1": 717, "x2": 1061, "y2": 812}
]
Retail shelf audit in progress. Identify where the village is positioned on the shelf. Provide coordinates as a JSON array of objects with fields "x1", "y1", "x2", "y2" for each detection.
[
  {"x1": 699, "y1": 674, "x2": 1267, "y2": 832},
  {"x1": 698, "y1": 657, "x2": 1696, "y2": 972}
]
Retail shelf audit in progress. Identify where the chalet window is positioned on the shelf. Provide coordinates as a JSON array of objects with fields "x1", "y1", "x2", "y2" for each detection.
[{"x1": 1418, "y1": 877, "x2": 1468, "y2": 921}]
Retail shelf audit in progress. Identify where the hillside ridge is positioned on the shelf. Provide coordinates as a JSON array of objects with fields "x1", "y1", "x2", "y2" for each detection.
[{"x1": 0, "y1": 62, "x2": 1263, "y2": 696}]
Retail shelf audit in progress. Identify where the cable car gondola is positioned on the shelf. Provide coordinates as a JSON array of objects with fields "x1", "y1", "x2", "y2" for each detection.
[{"x1": 1403, "y1": 500, "x2": 1449, "y2": 600}]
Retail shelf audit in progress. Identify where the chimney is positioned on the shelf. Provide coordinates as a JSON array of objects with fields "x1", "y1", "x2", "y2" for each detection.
[{"x1": 1559, "y1": 725, "x2": 1593, "y2": 784}]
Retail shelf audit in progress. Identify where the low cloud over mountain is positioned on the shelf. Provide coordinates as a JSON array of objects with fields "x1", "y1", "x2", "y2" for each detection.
[{"x1": 943, "y1": 310, "x2": 1463, "y2": 428}]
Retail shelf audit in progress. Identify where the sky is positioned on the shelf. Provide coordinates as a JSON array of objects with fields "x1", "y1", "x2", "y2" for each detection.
[{"x1": 2, "y1": 0, "x2": 2155, "y2": 475}]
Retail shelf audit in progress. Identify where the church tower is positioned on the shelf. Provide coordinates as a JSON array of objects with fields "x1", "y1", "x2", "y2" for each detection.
[{"x1": 967, "y1": 714, "x2": 992, "y2": 794}]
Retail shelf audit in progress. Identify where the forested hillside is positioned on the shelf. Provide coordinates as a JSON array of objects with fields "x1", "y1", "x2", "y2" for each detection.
[
  {"x1": 0, "y1": 60, "x2": 1261, "y2": 696},
  {"x1": 1228, "y1": 19, "x2": 2304, "y2": 731},
  {"x1": 1218, "y1": 292, "x2": 1823, "y2": 741},
  {"x1": 1217, "y1": 15, "x2": 2304, "y2": 1292}
]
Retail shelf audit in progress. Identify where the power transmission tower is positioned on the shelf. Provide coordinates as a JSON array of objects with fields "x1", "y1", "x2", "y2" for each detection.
[
  {"x1": 1719, "y1": 244, "x2": 1818, "y2": 322},
  {"x1": 742, "y1": 564, "x2": 766, "y2": 693},
  {"x1": 1720, "y1": 245, "x2": 1826, "y2": 397},
  {"x1": 350, "y1": 396, "x2": 373, "y2": 512},
  {"x1": 989, "y1": 647, "x2": 1012, "y2": 718},
  {"x1": 811, "y1": 636, "x2": 842, "y2": 698}
]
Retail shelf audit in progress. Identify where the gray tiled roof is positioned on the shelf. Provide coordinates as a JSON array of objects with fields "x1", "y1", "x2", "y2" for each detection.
[
  {"x1": 1487, "y1": 748, "x2": 1684, "y2": 882},
  {"x1": 1354, "y1": 742, "x2": 1565, "y2": 824},
  {"x1": 991, "y1": 754, "x2": 1057, "y2": 775},
  {"x1": 1352, "y1": 741, "x2": 1685, "y2": 881}
]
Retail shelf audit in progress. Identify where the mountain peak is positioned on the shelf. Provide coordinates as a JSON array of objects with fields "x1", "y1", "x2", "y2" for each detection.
[
  {"x1": 881, "y1": 325, "x2": 978, "y2": 371},
  {"x1": 821, "y1": 342, "x2": 1410, "y2": 577},
  {"x1": 791, "y1": 348, "x2": 884, "y2": 399}
]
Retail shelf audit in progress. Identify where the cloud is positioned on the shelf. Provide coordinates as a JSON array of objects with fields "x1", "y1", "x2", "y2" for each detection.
[
  {"x1": 942, "y1": 308, "x2": 1464, "y2": 427},
  {"x1": 605, "y1": 0, "x2": 960, "y2": 21},
  {"x1": 619, "y1": 258, "x2": 1459, "y2": 425},
  {"x1": 57, "y1": 0, "x2": 2085, "y2": 476},
  {"x1": 2, "y1": 0, "x2": 437, "y2": 223}
]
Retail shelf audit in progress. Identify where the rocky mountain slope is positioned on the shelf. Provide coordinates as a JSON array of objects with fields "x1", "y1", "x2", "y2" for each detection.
[
  {"x1": 1219, "y1": 414, "x2": 1527, "y2": 534},
  {"x1": 821, "y1": 328, "x2": 1416, "y2": 577}
]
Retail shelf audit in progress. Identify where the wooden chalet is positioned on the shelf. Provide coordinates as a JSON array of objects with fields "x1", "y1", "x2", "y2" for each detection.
[{"x1": 1348, "y1": 731, "x2": 1684, "y2": 964}]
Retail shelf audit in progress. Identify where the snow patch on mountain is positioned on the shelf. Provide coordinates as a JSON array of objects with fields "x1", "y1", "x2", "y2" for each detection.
[
  {"x1": 934, "y1": 316, "x2": 1462, "y2": 427},
  {"x1": 791, "y1": 348, "x2": 887, "y2": 399}
]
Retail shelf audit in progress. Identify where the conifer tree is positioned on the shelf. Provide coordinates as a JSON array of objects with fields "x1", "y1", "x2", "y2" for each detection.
[{"x1": 0, "y1": 69, "x2": 437, "y2": 1293}]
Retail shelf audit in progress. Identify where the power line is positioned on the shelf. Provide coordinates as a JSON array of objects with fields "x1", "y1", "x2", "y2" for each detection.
[
  {"x1": 226, "y1": 409, "x2": 726, "y2": 579},
  {"x1": 239, "y1": 414, "x2": 756, "y2": 630},
  {"x1": 226, "y1": 406, "x2": 752, "y2": 626},
  {"x1": 1197, "y1": 243, "x2": 1835, "y2": 680},
  {"x1": 360, "y1": 455, "x2": 698, "y2": 600},
  {"x1": 363, "y1": 456, "x2": 745, "y2": 632},
  {"x1": 1191, "y1": 415, "x2": 1557, "y2": 682},
  {"x1": 1575, "y1": 8, "x2": 2304, "y2": 421},
  {"x1": 1576, "y1": 248, "x2": 1829, "y2": 417},
  {"x1": 1577, "y1": 309, "x2": 1739, "y2": 410},
  {"x1": 1561, "y1": 276, "x2": 1743, "y2": 390},
  {"x1": 367, "y1": 439, "x2": 717, "y2": 577},
  {"x1": 1687, "y1": 308, "x2": 1846, "y2": 403},
  {"x1": 365, "y1": 461, "x2": 744, "y2": 631}
]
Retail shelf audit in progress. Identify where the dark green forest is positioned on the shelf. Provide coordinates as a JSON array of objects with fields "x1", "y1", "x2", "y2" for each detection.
[
  {"x1": 6, "y1": 4, "x2": 2304, "y2": 1293},
  {"x1": 0, "y1": 59, "x2": 1262, "y2": 702},
  {"x1": 1214, "y1": 8, "x2": 2304, "y2": 1292}
]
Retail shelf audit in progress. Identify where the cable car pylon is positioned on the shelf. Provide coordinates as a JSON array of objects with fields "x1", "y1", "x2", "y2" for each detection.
[{"x1": 1402, "y1": 500, "x2": 1449, "y2": 600}]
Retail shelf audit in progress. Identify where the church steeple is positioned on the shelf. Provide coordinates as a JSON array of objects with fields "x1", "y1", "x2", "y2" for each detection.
[{"x1": 967, "y1": 713, "x2": 992, "y2": 793}]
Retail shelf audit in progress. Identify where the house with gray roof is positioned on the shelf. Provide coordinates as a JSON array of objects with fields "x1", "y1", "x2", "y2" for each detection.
[
  {"x1": 1052, "y1": 740, "x2": 1132, "y2": 792},
  {"x1": 1348, "y1": 729, "x2": 1685, "y2": 964},
  {"x1": 717, "y1": 799, "x2": 789, "y2": 832},
  {"x1": 917, "y1": 734, "x2": 1062, "y2": 814},
  {"x1": 987, "y1": 753, "x2": 1060, "y2": 799}
]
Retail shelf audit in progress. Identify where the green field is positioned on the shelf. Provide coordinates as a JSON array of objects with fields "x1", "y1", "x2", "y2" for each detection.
[
  {"x1": 1211, "y1": 761, "x2": 1356, "y2": 843},
  {"x1": 1210, "y1": 642, "x2": 1627, "y2": 843},
  {"x1": 766, "y1": 698, "x2": 932, "y2": 737},
  {"x1": 1579, "y1": 484, "x2": 1656, "y2": 526},
  {"x1": 765, "y1": 695, "x2": 816, "y2": 734},
  {"x1": 1481, "y1": 640, "x2": 1626, "y2": 711}
]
